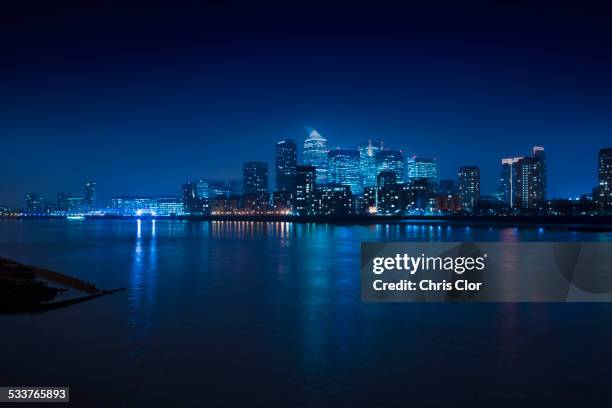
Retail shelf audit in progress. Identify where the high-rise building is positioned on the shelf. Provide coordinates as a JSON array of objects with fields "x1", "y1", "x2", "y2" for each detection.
[
  {"x1": 156, "y1": 196, "x2": 184, "y2": 216},
  {"x1": 84, "y1": 181, "x2": 97, "y2": 210},
  {"x1": 327, "y1": 149, "x2": 360, "y2": 194},
  {"x1": 407, "y1": 157, "x2": 438, "y2": 185},
  {"x1": 243, "y1": 161, "x2": 268, "y2": 195},
  {"x1": 597, "y1": 147, "x2": 612, "y2": 210},
  {"x1": 499, "y1": 157, "x2": 522, "y2": 208},
  {"x1": 303, "y1": 128, "x2": 328, "y2": 184},
  {"x1": 376, "y1": 150, "x2": 404, "y2": 183},
  {"x1": 25, "y1": 193, "x2": 45, "y2": 214},
  {"x1": 294, "y1": 165, "x2": 317, "y2": 215},
  {"x1": 515, "y1": 147, "x2": 546, "y2": 211},
  {"x1": 315, "y1": 184, "x2": 353, "y2": 216},
  {"x1": 182, "y1": 182, "x2": 200, "y2": 214},
  {"x1": 275, "y1": 140, "x2": 297, "y2": 192},
  {"x1": 359, "y1": 140, "x2": 383, "y2": 189},
  {"x1": 196, "y1": 179, "x2": 210, "y2": 199},
  {"x1": 457, "y1": 166, "x2": 480, "y2": 212}
]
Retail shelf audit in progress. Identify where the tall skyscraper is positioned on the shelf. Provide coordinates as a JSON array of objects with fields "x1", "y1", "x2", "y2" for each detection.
[
  {"x1": 359, "y1": 140, "x2": 383, "y2": 189},
  {"x1": 327, "y1": 149, "x2": 360, "y2": 194},
  {"x1": 243, "y1": 161, "x2": 269, "y2": 195},
  {"x1": 457, "y1": 166, "x2": 480, "y2": 212},
  {"x1": 182, "y1": 182, "x2": 200, "y2": 214},
  {"x1": 499, "y1": 157, "x2": 522, "y2": 208},
  {"x1": 294, "y1": 165, "x2": 317, "y2": 215},
  {"x1": 376, "y1": 150, "x2": 404, "y2": 183},
  {"x1": 84, "y1": 181, "x2": 97, "y2": 210},
  {"x1": 598, "y1": 147, "x2": 612, "y2": 210},
  {"x1": 303, "y1": 128, "x2": 328, "y2": 184},
  {"x1": 275, "y1": 140, "x2": 297, "y2": 192},
  {"x1": 515, "y1": 146, "x2": 546, "y2": 211},
  {"x1": 407, "y1": 157, "x2": 438, "y2": 185},
  {"x1": 196, "y1": 178, "x2": 210, "y2": 199}
]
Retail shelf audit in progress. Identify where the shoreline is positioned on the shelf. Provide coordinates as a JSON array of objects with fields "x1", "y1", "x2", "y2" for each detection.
[{"x1": 2, "y1": 214, "x2": 612, "y2": 231}]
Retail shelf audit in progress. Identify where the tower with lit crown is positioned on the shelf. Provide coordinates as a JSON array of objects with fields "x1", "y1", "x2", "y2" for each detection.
[{"x1": 303, "y1": 128, "x2": 328, "y2": 184}]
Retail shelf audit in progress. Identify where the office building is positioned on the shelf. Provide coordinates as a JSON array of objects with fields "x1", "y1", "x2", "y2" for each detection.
[
  {"x1": 598, "y1": 147, "x2": 612, "y2": 210},
  {"x1": 275, "y1": 140, "x2": 297, "y2": 192},
  {"x1": 156, "y1": 196, "x2": 184, "y2": 216},
  {"x1": 25, "y1": 193, "x2": 45, "y2": 214},
  {"x1": 327, "y1": 149, "x2": 360, "y2": 194},
  {"x1": 359, "y1": 140, "x2": 383, "y2": 189},
  {"x1": 407, "y1": 157, "x2": 438, "y2": 185},
  {"x1": 499, "y1": 157, "x2": 522, "y2": 208},
  {"x1": 243, "y1": 161, "x2": 269, "y2": 195},
  {"x1": 84, "y1": 181, "x2": 97, "y2": 210},
  {"x1": 457, "y1": 166, "x2": 480, "y2": 212},
  {"x1": 303, "y1": 128, "x2": 328, "y2": 184},
  {"x1": 315, "y1": 184, "x2": 353, "y2": 216},
  {"x1": 376, "y1": 150, "x2": 404, "y2": 183},
  {"x1": 294, "y1": 165, "x2": 317, "y2": 215},
  {"x1": 515, "y1": 147, "x2": 546, "y2": 211}
]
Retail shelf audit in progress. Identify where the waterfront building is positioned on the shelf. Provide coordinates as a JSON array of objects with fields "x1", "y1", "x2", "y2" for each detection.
[
  {"x1": 375, "y1": 171, "x2": 401, "y2": 215},
  {"x1": 515, "y1": 147, "x2": 546, "y2": 212},
  {"x1": 376, "y1": 150, "x2": 404, "y2": 183},
  {"x1": 243, "y1": 161, "x2": 269, "y2": 195},
  {"x1": 25, "y1": 193, "x2": 45, "y2": 214},
  {"x1": 182, "y1": 182, "x2": 200, "y2": 214},
  {"x1": 84, "y1": 181, "x2": 97, "y2": 210},
  {"x1": 303, "y1": 128, "x2": 328, "y2": 183},
  {"x1": 499, "y1": 157, "x2": 522, "y2": 208},
  {"x1": 327, "y1": 149, "x2": 360, "y2": 194},
  {"x1": 226, "y1": 180, "x2": 243, "y2": 196},
  {"x1": 110, "y1": 196, "x2": 157, "y2": 216},
  {"x1": 315, "y1": 184, "x2": 353, "y2": 216},
  {"x1": 294, "y1": 165, "x2": 317, "y2": 215},
  {"x1": 598, "y1": 147, "x2": 612, "y2": 211},
  {"x1": 406, "y1": 157, "x2": 438, "y2": 185},
  {"x1": 156, "y1": 196, "x2": 184, "y2": 216},
  {"x1": 196, "y1": 179, "x2": 210, "y2": 199},
  {"x1": 275, "y1": 140, "x2": 297, "y2": 192},
  {"x1": 435, "y1": 194, "x2": 461, "y2": 213},
  {"x1": 272, "y1": 191, "x2": 292, "y2": 213},
  {"x1": 457, "y1": 166, "x2": 480, "y2": 212},
  {"x1": 403, "y1": 178, "x2": 435, "y2": 213},
  {"x1": 359, "y1": 140, "x2": 383, "y2": 189}
]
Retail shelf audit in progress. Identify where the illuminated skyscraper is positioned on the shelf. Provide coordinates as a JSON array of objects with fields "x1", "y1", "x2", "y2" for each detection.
[
  {"x1": 376, "y1": 150, "x2": 404, "y2": 183},
  {"x1": 499, "y1": 157, "x2": 522, "y2": 208},
  {"x1": 515, "y1": 146, "x2": 546, "y2": 211},
  {"x1": 84, "y1": 181, "x2": 97, "y2": 210},
  {"x1": 327, "y1": 149, "x2": 360, "y2": 194},
  {"x1": 407, "y1": 157, "x2": 438, "y2": 184},
  {"x1": 303, "y1": 128, "x2": 328, "y2": 184},
  {"x1": 243, "y1": 161, "x2": 269, "y2": 195},
  {"x1": 598, "y1": 147, "x2": 612, "y2": 210},
  {"x1": 196, "y1": 179, "x2": 210, "y2": 199},
  {"x1": 359, "y1": 140, "x2": 383, "y2": 189},
  {"x1": 457, "y1": 166, "x2": 480, "y2": 212},
  {"x1": 275, "y1": 140, "x2": 297, "y2": 192},
  {"x1": 294, "y1": 165, "x2": 317, "y2": 215}
]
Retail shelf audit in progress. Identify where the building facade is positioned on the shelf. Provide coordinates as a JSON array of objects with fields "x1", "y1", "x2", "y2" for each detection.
[
  {"x1": 359, "y1": 140, "x2": 383, "y2": 190},
  {"x1": 327, "y1": 149, "x2": 360, "y2": 194},
  {"x1": 243, "y1": 161, "x2": 269, "y2": 195},
  {"x1": 515, "y1": 147, "x2": 546, "y2": 212},
  {"x1": 499, "y1": 157, "x2": 522, "y2": 209},
  {"x1": 303, "y1": 128, "x2": 328, "y2": 184},
  {"x1": 457, "y1": 166, "x2": 480, "y2": 212},
  {"x1": 376, "y1": 150, "x2": 404, "y2": 183},
  {"x1": 275, "y1": 140, "x2": 297, "y2": 192},
  {"x1": 407, "y1": 157, "x2": 438, "y2": 185},
  {"x1": 294, "y1": 165, "x2": 317, "y2": 215},
  {"x1": 598, "y1": 147, "x2": 612, "y2": 211}
]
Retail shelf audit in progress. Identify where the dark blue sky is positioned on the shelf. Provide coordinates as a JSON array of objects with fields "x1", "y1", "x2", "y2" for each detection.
[{"x1": 1, "y1": 1, "x2": 611, "y2": 206}]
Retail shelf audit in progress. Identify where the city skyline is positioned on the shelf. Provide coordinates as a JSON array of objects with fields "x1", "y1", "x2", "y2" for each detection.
[{"x1": 2, "y1": 2, "x2": 612, "y2": 206}]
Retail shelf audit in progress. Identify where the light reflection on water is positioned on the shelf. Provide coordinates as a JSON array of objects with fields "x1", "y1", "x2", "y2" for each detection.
[{"x1": 0, "y1": 219, "x2": 611, "y2": 406}]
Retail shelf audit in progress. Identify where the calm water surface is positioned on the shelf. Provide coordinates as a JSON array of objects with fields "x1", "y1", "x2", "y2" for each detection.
[{"x1": 1, "y1": 219, "x2": 611, "y2": 407}]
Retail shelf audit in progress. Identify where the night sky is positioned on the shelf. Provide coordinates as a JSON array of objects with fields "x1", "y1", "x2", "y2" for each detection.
[{"x1": 1, "y1": 1, "x2": 611, "y2": 207}]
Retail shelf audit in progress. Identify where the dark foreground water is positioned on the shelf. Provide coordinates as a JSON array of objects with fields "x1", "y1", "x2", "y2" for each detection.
[{"x1": 1, "y1": 219, "x2": 611, "y2": 407}]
